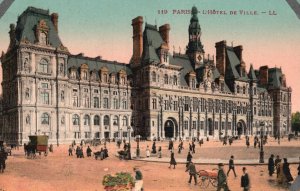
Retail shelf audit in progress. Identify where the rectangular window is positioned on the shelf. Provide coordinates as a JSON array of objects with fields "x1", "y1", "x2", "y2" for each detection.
[
  {"x1": 94, "y1": 97, "x2": 99, "y2": 108},
  {"x1": 104, "y1": 90, "x2": 108, "y2": 94},
  {"x1": 152, "y1": 98, "x2": 157, "y2": 109},
  {"x1": 184, "y1": 121, "x2": 188, "y2": 130},
  {"x1": 222, "y1": 100, "x2": 226, "y2": 113},
  {"x1": 173, "y1": 101, "x2": 178, "y2": 111},
  {"x1": 200, "y1": 121, "x2": 204, "y2": 130},
  {"x1": 94, "y1": 89, "x2": 99, "y2": 93},
  {"x1": 41, "y1": 83, "x2": 48, "y2": 89},
  {"x1": 228, "y1": 122, "x2": 231, "y2": 130},
  {"x1": 73, "y1": 89, "x2": 77, "y2": 92},
  {"x1": 215, "y1": 121, "x2": 218, "y2": 130},
  {"x1": 222, "y1": 122, "x2": 225, "y2": 130},
  {"x1": 113, "y1": 91, "x2": 118, "y2": 95},
  {"x1": 41, "y1": 92, "x2": 49, "y2": 104},
  {"x1": 184, "y1": 103, "x2": 189, "y2": 111},
  {"x1": 192, "y1": 121, "x2": 196, "y2": 129},
  {"x1": 164, "y1": 100, "x2": 168, "y2": 110},
  {"x1": 103, "y1": 98, "x2": 109, "y2": 108},
  {"x1": 123, "y1": 100, "x2": 127, "y2": 109},
  {"x1": 84, "y1": 88, "x2": 88, "y2": 93}
]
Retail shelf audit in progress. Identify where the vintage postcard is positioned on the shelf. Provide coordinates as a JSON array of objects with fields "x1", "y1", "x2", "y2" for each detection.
[{"x1": 0, "y1": 0, "x2": 300, "y2": 190}]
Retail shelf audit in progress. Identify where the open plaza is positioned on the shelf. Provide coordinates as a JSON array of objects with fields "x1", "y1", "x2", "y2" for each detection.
[{"x1": 0, "y1": 137, "x2": 299, "y2": 191}]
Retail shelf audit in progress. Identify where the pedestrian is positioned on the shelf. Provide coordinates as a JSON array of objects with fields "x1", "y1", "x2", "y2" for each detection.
[
  {"x1": 117, "y1": 139, "x2": 121, "y2": 149},
  {"x1": 186, "y1": 161, "x2": 197, "y2": 185},
  {"x1": 275, "y1": 155, "x2": 280, "y2": 177},
  {"x1": 158, "y1": 146, "x2": 162, "y2": 158},
  {"x1": 168, "y1": 140, "x2": 173, "y2": 151},
  {"x1": 276, "y1": 159, "x2": 285, "y2": 184},
  {"x1": 151, "y1": 141, "x2": 156, "y2": 154},
  {"x1": 186, "y1": 151, "x2": 193, "y2": 168},
  {"x1": 246, "y1": 139, "x2": 250, "y2": 148},
  {"x1": 192, "y1": 141, "x2": 196, "y2": 154},
  {"x1": 49, "y1": 144, "x2": 53, "y2": 153},
  {"x1": 283, "y1": 158, "x2": 293, "y2": 183},
  {"x1": 169, "y1": 151, "x2": 177, "y2": 169},
  {"x1": 217, "y1": 163, "x2": 230, "y2": 191},
  {"x1": 133, "y1": 167, "x2": 143, "y2": 191},
  {"x1": 146, "y1": 145, "x2": 150, "y2": 158},
  {"x1": 229, "y1": 137, "x2": 233, "y2": 146},
  {"x1": 0, "y1": 148, "x2": 7, "y2": 173},
  {"x1": 76, "y1": 146, "x2": 80, "y2": 158},
  {"x1": 268, "y1": 154, "x2": 275, "y2": 176},
  {"x1": 223, "y1": 137, "x2": 227, "y2": 146},
  {"x1": 86, "y1": 146, "x2": 92, "y2": 157},
  {"x1": 227, "y1": 155, "x2": 237, "y2": 177},
  {"x1": 178, "y1": 142, "x2": 182, "y2": 154},
  {"x1": 189, "y1": 143, "x2": 192, "y2": 152},
  {"x1": 68, "y1": 145, "x2": 73, "y2": 156},
  {"x1": 80, "y1": 147, "x2": 84, "y2": 158},
  {"x1": 253, "y1": 140, "x2": 257, "y2": 148},
  {"x1": 241, "y1": 167, "x2": 250, "y2": 191}
]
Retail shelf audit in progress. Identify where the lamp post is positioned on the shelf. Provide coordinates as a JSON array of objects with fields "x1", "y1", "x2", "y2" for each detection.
[
  {"x1": 136, "y1": 135, "x2": 140, "y2": 158},
  {"x1": 120, "y1": 128, "x2": 123, "y2": 142},
  {"x1": 127, "y1": 126, "x2": 131, "y2": 160},
  {"x1": 259, "y1": 121, "x2": 265, "y2": 163}
]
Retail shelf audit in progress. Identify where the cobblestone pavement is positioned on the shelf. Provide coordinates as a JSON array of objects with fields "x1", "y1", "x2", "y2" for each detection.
[{"x1": 0, "y1": 137, "x2": 299, "y2": 191}]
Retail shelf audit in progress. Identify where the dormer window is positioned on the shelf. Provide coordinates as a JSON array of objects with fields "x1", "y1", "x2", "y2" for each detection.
[
  {"x1": 82, "y1": 71, "x2": 88, "y2": 80},
  {"x1": 191, "y1": 79, "x2": 196, "y2": 88},
  {"x1": 173, "y1": 75, "x2": 177, "y2": 85},
  {"x1": 71, "y1": 71, "x2": 76, "y2": 79}
]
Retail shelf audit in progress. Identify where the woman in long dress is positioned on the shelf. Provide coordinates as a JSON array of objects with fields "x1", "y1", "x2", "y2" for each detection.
[
  {"x1": 146, "y1": 146, "x2": 150, "y2": 158},
  {"x1": 169, "y1": 151, "x2": 177, "y2": 169},
  {"x1": 276, "y1": 159, "x2": 286, "y2": 184}
]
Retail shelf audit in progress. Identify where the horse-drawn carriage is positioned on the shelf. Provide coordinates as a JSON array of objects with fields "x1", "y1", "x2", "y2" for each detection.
[
  {"x1": 25, "y1": 135, "x2": 48, "y2": 159},
  {"x1": 197, "y1": 169, "x2": 218, "y2": 188}
]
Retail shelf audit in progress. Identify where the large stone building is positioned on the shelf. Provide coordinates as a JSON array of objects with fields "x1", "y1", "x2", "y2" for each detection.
[{"x1": 0, "y1": 6, "x2": 292, "y2": 144}]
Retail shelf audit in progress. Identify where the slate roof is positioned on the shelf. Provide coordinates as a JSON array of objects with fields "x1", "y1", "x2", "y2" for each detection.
[
  {"x1": 268, "y1": 68, "x2": 283, "y2": 88},
  {"x1": 68, "y1": 55, "x2": 132, "y2": 78},
  {"x1": 15, "y1": 7, "x2": 63, "y2": 47},
  {"x1": 248, "y1": 64, "x2": 257, "y2": 81}
]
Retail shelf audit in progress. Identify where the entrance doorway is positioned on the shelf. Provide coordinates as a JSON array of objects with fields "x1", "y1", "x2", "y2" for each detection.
[
  {"x1": 237, "y1": 120, "x2": 246, "y2": 135},
  {"x1": 164, "y1": 120, "x2": 174, "y2": 138},
  {"x1": 104, "y1": 132, "x2": 110, "y2": 139}
]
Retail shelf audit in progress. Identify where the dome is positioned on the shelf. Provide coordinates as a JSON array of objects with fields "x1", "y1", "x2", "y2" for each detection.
[{"x1": 191, "y1": 6, "x2": 198, "y2": 15}]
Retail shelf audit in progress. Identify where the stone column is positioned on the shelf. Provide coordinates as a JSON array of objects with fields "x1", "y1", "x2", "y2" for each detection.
[
  {"x1": 109, "y1": 114, "x2": 113, "y2": 139},
  {"x1": 80, "y1": 113, "x2": 83, "y2": 139},
  {"x1": 90, "y1": 113, "x2": 94, "y2": 139}
]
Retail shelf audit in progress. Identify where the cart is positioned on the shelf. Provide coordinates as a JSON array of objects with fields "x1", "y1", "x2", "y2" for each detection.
[
  {"x1": 26, "y1": 135, "x2": 48, "y2": 159},
  {"x1": 197, "y1": 169, "x2": 218, "y2": 188}
]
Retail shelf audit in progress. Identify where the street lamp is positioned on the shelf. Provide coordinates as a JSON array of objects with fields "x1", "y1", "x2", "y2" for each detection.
[
  {"x1": 136, "y1": 135, "x2": 140, "y2": 158},
  {"x1": 259, "y1": 121, "x2": 265, "y2": 163},
  {"x1": 120, "y1": 128, "x2": 123, "y2": 142},
  {"x1": 127, "y1": 126, "x2": 131, "y2": 160}
]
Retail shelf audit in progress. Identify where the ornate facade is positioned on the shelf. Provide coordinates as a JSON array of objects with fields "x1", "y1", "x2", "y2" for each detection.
[{"x1": 0, "y1": 7, "x2": 292, "y2": 144}]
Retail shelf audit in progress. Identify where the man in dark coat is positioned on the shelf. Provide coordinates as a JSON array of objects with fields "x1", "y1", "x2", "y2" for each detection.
[
  {"x1": 268, "y1": 154, "x2": 275, "y2": 176},
  {"x1": 186, "y1": 152, "x2": 193, "y2": 167},
  {"x1": 169, "y1": 151, "x2": 177, "y2": 169},
  {"x1": 86, "y1": 146, "x2": 92, "y2": 157},
  {"x1": 283, "y1": 158, "x2": 294, "y2": 183},
  {"x1": 0, "y1": 148, "x2": 7, "y2": 173},
  {"x1": 192, "y1": 141, "x2": 196, "y2": 153},
  {"x1": 227, "y1": 155, "x2": 237, "y2": 177},
  {"x1": 168, "y1": 140, "x2": 173, "y2": 151},
  {"x1": 151, "y1": 141, "x2": 157, "y2": 154},
  {"x1": 275, "y1": 155, "x2": 280, "y2": 177},
  {"x1": 241, "y1": 167, "x2": 250, "y2": 191},
  {"x1": 186, "y1": 161, "x2": 197, "y2": 185},
  {"x1": 217, "y1": 163, "x2": 230, "y2": 191}
]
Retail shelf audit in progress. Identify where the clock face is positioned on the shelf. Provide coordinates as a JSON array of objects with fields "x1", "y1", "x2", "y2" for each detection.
[{"x1": 197, "y1": 54, "x2": 202, "y2": 61}]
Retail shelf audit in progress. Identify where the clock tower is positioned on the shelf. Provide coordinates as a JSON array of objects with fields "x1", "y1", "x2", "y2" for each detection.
[{"x1": 186, "y1": 6, "x2": 205, "y2": 69}]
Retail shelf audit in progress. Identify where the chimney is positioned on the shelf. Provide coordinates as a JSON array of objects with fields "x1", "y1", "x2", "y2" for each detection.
[
  {"x1": 259, "y1": 66, "x2": 269, "y2": 86},
  {"x1": 159, "y1": 24, "x2": 170, "y2": 48},
  {"x1": 51, "y1": 13, "x2": 59, "y2": 32},
  {"x1": 131, "y1": 16, "x2": 143, "y2": 66},
  {"x1": 215, "y1": 40, "x2": 227, "y2": 77},
  {"x1": 233, "y1": 45, "x2": 243, "y2": 61}
]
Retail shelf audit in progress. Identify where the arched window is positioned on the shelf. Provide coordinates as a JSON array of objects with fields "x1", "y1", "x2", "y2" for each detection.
[
  {"x1": 103, "y1": 98, "x2": 109, "y2": 108},
  {"x1": 39, "y1": 59, "x2": 48, "y2": 73},
  {"x1": 60, "y1": 63, "x2": 64, "y2": 74},
  {"x1": 243, "y1": 86, "x2": 246, "y2": 94},
  {"x1": 104, "y1": 115, "x2": 109, "y2": 126},
  {"x1": 84, "y1": 115, "x2": 90, "y2": 125},
  {"x1": 72, "y1": 114, "x2": 80, "y2": 125},
  {"x1": 122, "y1": 116, "x2": 128, "y2": 126},
  {"x1": 164, "y1": 74, "x2": 168, "y2": 84},
  {"x1": 152, "y1": 71, "x2": 156, "y2": 82},
  {"x1": 191, "y1": 79, "x2": 196, "y2": 88},
  {"x1": 94, "y1": 115, "x2": 100, "y2": 125},
  {"x1": 113, "y1": 98, "x2": 118, "y2": 109},
  {"x1": 41, "y1": 113, "x2": 50, "y2": 125},
  {"x1": 113, "y1": 115, "x2": 118, "y2": 126},
  {"x1": 82, "y1": 71, "x2": 88, "y2": 80}
]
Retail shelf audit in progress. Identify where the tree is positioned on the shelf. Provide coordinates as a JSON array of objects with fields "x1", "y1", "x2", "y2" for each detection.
[{"x1": 292, "y1": 112, "x2": 300, "y2": 133}]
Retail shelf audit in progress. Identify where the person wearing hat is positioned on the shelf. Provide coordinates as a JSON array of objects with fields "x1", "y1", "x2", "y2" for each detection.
[
  {"x1": 217, "y1": 163, "x2": 230, "y2": 191},
  {"x1": 227, "y1": 155, "x2": 237, "y2": 177},
  {"x1": 268, "y1": 154, "x2": 275, "y2": 176},
  {"x1": 241, "y1": 167, "x2": 250, "y2": 191},
  {"x1": 133, "y1": 167, "x2": 143, "y2": 191},
  {"x1": 185, "y1": 161, "x2": 197, "y2": 185}
]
